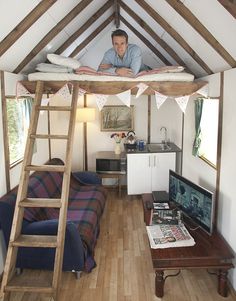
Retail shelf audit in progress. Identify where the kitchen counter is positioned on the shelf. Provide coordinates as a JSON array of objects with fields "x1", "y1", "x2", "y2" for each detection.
[{"x1": 125, "y1": 142, "x2": 181, "y2": 154}]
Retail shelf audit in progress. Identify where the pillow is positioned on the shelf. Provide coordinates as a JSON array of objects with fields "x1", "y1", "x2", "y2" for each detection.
[
  {"x1": 36, "y1": 63, "x2": 73, "y2": 73},
  {"x1": 47, "y1": 53, "x2": 81, "y2": 70}
]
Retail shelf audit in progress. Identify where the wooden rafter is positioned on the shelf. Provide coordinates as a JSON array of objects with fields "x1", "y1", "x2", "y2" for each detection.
[
  {"x1": 0, "y1": 0, "x2": 56, "y2": 57},
  {"x1": 55, "y1": 0, "x2": 113, "y2": 55},
  {"x1": 120, "y1": 1, "x2": 192, "y2": 73},
  {"x1": 14, "y1": 0, "x2": 92, "y2": 74},
  {"x1": 217, "y1": 0, "x2": 236, "y2": 18},
  {"x1": 166, "y1": 0, "x2": 236, "y2": 68},
  {"x1": 69, "y1": 14, "x2": 114, "y2": 58},
  {"x1": 114, "y1": 0, "x2": 120, "y2": 28},
  {"x1": 120, "y1": 16, "x2": 171, "y2": 65},
  {"x1": 135, "y1": 0, "x2": 213, "y2": 75}
]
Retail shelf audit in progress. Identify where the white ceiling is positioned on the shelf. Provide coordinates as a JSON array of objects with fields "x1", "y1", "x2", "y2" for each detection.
[{"x1": 0, "y1": 0, "x2": 235, "y2": 78}]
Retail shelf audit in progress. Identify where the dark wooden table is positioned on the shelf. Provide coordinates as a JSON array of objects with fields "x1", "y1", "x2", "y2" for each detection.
[{"x1": 142, "y1": 193, "x2": 235, "y2": 298}]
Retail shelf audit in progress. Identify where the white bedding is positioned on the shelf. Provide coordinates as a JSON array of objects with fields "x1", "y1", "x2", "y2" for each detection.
[{"x1": 28, "y1": 72, "x2": 194, "y2": 82}]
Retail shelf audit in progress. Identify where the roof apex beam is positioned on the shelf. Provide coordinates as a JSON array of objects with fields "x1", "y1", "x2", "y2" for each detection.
[
  {"x1": 120, "y1": 16, "x2": 171, "y2": 66},
  {"x1": 166, "y1": 0, "x2": 236, "y2": 68},
  {"x1": 0, "y1": 0, "x2": 57, "y2": 57},
  {"x1": 14, "y1": 0, "x2": 92, "y2": 74},
  {"x1": 114, "y1": 0, "x2": 120, "y2": 28},
  {"x1": 134, "y1": 0, "x2": 212, "y2": 75}
]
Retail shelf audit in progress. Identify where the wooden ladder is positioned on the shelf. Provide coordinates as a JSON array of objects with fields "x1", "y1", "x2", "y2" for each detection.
[{"x1": 1, "y1": 81, "x2": 79, "y2": 301}]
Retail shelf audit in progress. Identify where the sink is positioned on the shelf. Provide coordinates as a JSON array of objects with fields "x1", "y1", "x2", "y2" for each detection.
[{"x1": 147, "y1": 143, "x2": 171, "y2": 152}]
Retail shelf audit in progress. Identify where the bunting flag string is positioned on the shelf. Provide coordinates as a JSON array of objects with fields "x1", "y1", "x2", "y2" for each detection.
[
  {"x1": 95, "y1": 94, "x2": 109, "y2": 111},
  {"x1": 16, "y1": 82, "x2": 33, "y2": 99},
  {"x1": 136, "y1": 83, "x2": 149, "y2": 98},
  {"x1": 197, "y1": 84, "x2": 209, "y2": 98},
  {"x1": 50, "y1": 84, "x2": 71, "y2": 102},
  {"x1": 78, "y1": 88, "x2": 86, "y2": 97},
  {"x1": 175, "y1": 95, "x2": 190, "y2": 113},
  {"x1": 116, "y1": 89, "x2": 131, "y2": 107},
  {"x1": 154, "y1": 91, "x2": 168, "y2": 109}
]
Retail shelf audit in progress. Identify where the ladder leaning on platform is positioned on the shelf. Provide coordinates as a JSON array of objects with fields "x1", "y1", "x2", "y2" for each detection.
[{"x1": 1, "y1": 81, "x2": 79, "y2": 301}]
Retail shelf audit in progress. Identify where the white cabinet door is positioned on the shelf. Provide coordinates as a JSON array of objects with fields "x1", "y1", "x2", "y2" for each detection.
[
  {"x1": 127, "y1": 154, "x2": 152, "y2": 195},
  {"x1": 151, "y1": 153, "x2": 176, "y2": 192},
  {"x1": 127, "y1": 152, "x2": 176, "y2": 195}
]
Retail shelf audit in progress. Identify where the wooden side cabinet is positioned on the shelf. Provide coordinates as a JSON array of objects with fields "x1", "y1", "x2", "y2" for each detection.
[{"x1": 127, "y1": 153, "x2": 175, "y2": 195}]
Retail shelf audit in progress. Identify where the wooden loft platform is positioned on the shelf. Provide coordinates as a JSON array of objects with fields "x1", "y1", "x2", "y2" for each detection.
[{"x1": 20, "y1": 80, "x2": 207, "y2": 96}]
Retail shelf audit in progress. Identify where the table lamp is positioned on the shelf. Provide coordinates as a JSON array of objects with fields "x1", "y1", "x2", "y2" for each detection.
[{"x1": 76, "y1": 107, "x2": 95, "y2": 170}]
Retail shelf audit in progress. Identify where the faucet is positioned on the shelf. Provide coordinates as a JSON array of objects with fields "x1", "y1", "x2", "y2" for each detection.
[{"x1": 160, "y1": 126, "x2": 168, "y2": 145}]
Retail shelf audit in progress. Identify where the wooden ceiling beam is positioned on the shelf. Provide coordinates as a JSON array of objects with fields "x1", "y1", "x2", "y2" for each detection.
[
  {"x1": 217, "y1": 0, "x2": 236, "y2": 19},
  {"x1": 114, "y1": 0, "x2": 120, "y2": 28},
  {"x1": 69, "y1": 14, "x2": 114, "y2": 58},
  {"x1": 55, "y1": 0, "x2": 113, "y2": 55},
  {"x1": 14, "y1": 0, "x2": 92, "y2": 74},
  {"x1": 0, "y1": 0, "x2": 57, "y2": 57},
  {"x1": 134, "y1": 0, "x2": 213, "y2": 75},
  {"x1": 120, "y1": 16, "x2": 171, "y2": 65},
  {"x1": 166, "y1": 0, "x2": 236, "y2": 68},
  {"x1": 120, "y1": 0, "x2": 193, "y2": 73}
]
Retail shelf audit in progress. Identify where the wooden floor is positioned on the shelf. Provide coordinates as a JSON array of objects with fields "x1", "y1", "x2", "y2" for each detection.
[{"x1": 1, "y1": 190, "x2": 236, "y2": 301}]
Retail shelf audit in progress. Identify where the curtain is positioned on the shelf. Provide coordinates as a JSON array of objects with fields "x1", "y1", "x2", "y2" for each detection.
[
  {"x1": 23, "y1": 97, "x2": 37, "y2": 153},
  {"x1": 192, "y1": 98, "x2": 204, "y2": 156}
]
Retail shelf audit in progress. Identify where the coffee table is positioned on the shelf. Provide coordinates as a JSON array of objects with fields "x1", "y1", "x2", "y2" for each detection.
[{"x1": 142, "y1": 193, "x2": 234, "y2": 298}]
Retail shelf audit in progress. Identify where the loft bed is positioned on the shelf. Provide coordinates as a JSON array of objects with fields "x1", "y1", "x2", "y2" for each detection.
[{"x1": 20, "y1": 70, "x2": 207, "y2": 96}]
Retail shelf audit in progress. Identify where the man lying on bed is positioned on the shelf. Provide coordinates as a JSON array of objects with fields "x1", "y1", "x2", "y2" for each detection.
[{"x1": 98, "y1": 29, "x2": 150, "y2": 77}]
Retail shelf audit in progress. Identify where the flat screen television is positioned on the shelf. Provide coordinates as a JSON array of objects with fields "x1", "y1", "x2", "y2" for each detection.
[{"x1": 169, "y1": 170, "x2": 215, "y2": 235}]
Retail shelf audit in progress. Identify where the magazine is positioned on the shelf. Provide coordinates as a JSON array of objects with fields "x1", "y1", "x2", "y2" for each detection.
[
  {"x1": 146, "y1": 223, "x2": 195, "y2": 249},
  {"x1": 153, "y1": 202, "x2": 170, "y2": 210},
  {"x1": 150, "y1": 209, "x2": 181, "y2": 225}
]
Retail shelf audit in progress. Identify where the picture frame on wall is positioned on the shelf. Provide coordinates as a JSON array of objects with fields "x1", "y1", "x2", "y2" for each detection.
[{"x1": 101, "y1": 105, "x2": 134, "y2": 131}]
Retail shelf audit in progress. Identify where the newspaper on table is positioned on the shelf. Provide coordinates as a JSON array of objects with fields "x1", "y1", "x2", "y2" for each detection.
[{"x1": 146, "y1": 223, "x2": 195, "y2": 249}]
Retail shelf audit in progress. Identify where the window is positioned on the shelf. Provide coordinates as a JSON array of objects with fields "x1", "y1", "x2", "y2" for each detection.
[
  {"x1": 193, "y1": 98, "x2": 219, "y2": 167},
  {"x1": 6, "y1": 97, "x2": 34, "y2": 166},
  {"x1": 198, "y1": 99, "x2": 219, "y2": 166}
]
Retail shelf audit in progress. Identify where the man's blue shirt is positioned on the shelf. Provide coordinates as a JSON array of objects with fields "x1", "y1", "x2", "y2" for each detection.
[{"x1": 98, "y1": 44, "x2": 148, "y2": 75}]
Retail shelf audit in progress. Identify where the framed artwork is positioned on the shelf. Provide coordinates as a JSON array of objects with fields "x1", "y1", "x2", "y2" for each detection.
[{"x1": 101, "y1": 105, "x2": 134, "y2": 131}]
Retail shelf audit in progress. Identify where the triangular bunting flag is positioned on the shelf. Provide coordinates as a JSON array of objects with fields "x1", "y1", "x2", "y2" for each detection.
[
  {"x1": 175, "y1": 95, "x2": 190, "y2": 113},
  {"x1": 16, "y1": 82, "x2": 32, "y2": 98},
  {"x1": 95, "y1": 94, "x2": 108, "y2": 111},
  {"x1": 197, "y1": 84, "x2": 209, "y2": 98},
  {"x1": 154, "y1": 91, "x2": 168, "y2": 109},
  {"x1": 41, "y1": 98, "x2": 49, "y2": 106},
  {"x1": 116, "y1": 89, "x2": 131, "y2": 107},
  {"x1": 50, "y1": 84, "x2": 71, "y2": 102},
  {"x1": 136, "y1": 83, "x2": 149, "y2": 98},
  {"x1": 78, "y1": 88, "x2": 86, "y2": 97}
]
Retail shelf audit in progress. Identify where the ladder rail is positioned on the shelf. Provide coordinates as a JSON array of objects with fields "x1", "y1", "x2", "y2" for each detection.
[
  {"x1": 1, "y1": 81, "x2": 44, "y2": 295},
  {"x1": 1, "y1": 81, "x2": 79, "y2": 301}
]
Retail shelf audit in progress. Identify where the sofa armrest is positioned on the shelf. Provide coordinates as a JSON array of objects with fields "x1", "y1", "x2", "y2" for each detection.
[{"x1": 18, "y1": 219, "x2": 85, "y2": 271}]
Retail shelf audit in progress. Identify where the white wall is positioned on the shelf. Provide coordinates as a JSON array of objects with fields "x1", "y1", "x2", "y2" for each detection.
[
  {"x1": 50, "y1": 94, "x2": 183, "y2": 172},
  {"x1": 182, "y1": 68, "x2": 236, "y2": 289}
]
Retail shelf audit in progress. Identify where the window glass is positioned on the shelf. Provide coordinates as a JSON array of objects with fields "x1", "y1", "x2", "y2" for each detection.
[
  {"x1": 6, "y1": 97, "x2": 33, "y2": 166},
  {"x1": 198, "y1": 99, "x2": 219, "y2": 167}
]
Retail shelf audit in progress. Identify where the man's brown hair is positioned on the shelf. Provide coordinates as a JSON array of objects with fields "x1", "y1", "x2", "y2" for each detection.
[{"x1": 111, "y1": 29, "x2": 128, "y2": 43}]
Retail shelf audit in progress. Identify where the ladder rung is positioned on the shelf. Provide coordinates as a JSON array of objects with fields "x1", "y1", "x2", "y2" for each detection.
[
  {"x1": 30, "y1": 134, "x2": 69, "y2": 140},
  {"x1": 19, "y1": 198, "x2": 61, "y2": 208},
  {"x1": 37, "y1": 105, "x2": 72, "y2": 111},
  {"x1": 25, "y1": 165, "x2": 65, "y2": 172},
  {"x1": 5, "y1": 285, "x2": 53, "y2": 294},
  {"x1": 11, "y1": 235, "x2": 58, "y2": 248}
]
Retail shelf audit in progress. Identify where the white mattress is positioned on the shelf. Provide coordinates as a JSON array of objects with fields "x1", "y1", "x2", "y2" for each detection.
[{"x1": 28, "y1": 72, "x2": 194, "y2": 82}]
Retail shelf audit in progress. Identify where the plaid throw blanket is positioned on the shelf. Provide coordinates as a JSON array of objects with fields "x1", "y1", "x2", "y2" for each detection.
[{"x1": 22, "y1": 159, "x2": 107, "y2": 272}]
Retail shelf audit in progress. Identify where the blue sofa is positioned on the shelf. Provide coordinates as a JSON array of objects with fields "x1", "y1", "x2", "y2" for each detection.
[{"x1": 0, "y1": 158, "x2": 107, "y2": 274}]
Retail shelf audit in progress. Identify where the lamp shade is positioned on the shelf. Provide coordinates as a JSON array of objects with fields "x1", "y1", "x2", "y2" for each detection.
[{"x1": 76, "y1": 108, "x2": 95, "y2": 122}]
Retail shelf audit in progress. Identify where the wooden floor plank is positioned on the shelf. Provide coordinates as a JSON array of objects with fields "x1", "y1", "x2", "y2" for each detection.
[{"x1": 5, "y1": 190, "x2": 236, "y2": 301}]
